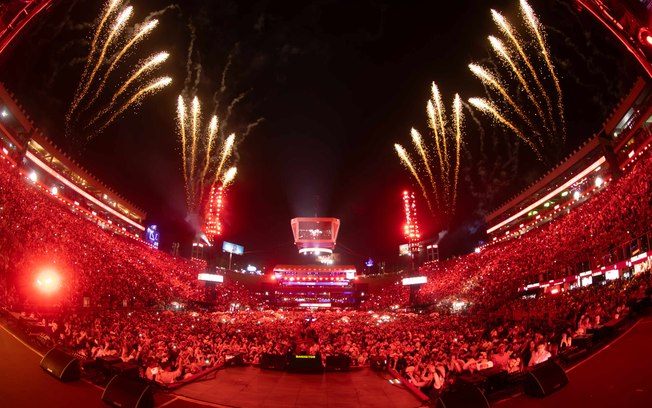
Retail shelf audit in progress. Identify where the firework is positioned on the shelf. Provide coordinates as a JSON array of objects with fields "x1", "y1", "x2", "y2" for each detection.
[
  {"x1": 73, "y1": 0, "x2": 122, "y2": 108},
  {"x1": 411, "y1": 128, "x2": 439, "y2": 207},
  {"x1": 452, "y1": 94, "x2": 462, "y2": 210},
  {"x1": 97, "y1": 76, "x2": 172, "y2": 133},
  {"x1": 176, "y1": 95, "x2": 238, "y2": 214},
  {"x1": 520, "y1": 0, "x2": 565, "y2": 140},
  {"x1": 469, "y1": 1, "x2": 565, "y2": 160},
  {"x1": 66, "y1": 1, "x2": 171, "y2": 137},
  {"x1": 222, "y1": 167, "x2": 237, "y2": 187},
  {"x1": 395, "y1": 144, "x2": 434, "y2": 214},
  {"x1": 491, "y1": 9, "x2": 555, "y2": 135},
  {"x1": 86, "y1": 52, "x2": 170, "y2": 130},
  {"x1": 469, "y1": 97, "x2": 543, "y2": 161},
  {"x1": 85, "y1": 19, "x2": 159, "y2": 109},
  {"x1": 488, "y1": 35, "x2": 550, "y2": 135},
  {"x1": 71, "y1": 6, "x2": 133, "y2": 115},
  {"x1": 468, "y1": 63, "x2": 539, "y2": 136},
  {"x1": 397, "y1": 83, "x2": 464, "y2": 220}
]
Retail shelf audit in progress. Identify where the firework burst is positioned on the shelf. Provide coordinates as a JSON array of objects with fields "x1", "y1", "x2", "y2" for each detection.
[
  {"x1": 395, "y1": 83, "x2": 464, "y2": 220},
  {"x1": 66, "y1": 1, "x2": 171, "y2": 139},
  {"x1": 176, "y1": 95, "x2": 238, "y2": 216},
  {"x1": 469, "y1": 0, "x2": 565, "y2": 161}
]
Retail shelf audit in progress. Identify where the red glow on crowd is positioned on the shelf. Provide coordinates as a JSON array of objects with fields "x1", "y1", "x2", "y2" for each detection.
[{"x1": 35, "y1": 268, "x2": 61, "y2": 294}]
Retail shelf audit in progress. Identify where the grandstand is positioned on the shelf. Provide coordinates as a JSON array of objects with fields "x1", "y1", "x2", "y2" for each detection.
[
  {"x1": 0, "y1": 83, "x2": 146, "y2": 239},
  {"x1": 485, "y1": 77, "x2": 652, "y2": 242}
]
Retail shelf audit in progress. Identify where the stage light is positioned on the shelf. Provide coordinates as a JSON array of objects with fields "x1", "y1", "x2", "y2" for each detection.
[
  {"x1": 595, "y1": 176, "x2": 603, "y2": 187},
  {"x1": 29, "y1": 171, "x2": 37, "y2": 182},
  {"x1": 573, "y1": 191, "x2": 580, "y2": 200},
  {"x1": 1, "y1": 108, "x2": 8, "y2": 118},
  {"x1": 35, "y1": 269, "x2": 61, "y2": 294}
]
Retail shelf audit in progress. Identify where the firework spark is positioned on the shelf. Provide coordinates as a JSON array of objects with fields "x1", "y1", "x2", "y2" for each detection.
[
  {"x1": 395, "y1": 144, "x2": 434, "y2": 214},
  {"x1": 222, "y1": 167, "x2": 238, "y2": 187},
  {"x1": 488, "y1": 35, "x2": 550, "y2": 135},
  {"x1": 491, "y1": 9, "x2": 555, "y2": 135},
  {"x1": 411, "y1": 128, "x2": 439, "y2": 207},
  {"x1": 97, "y1": 76, "x2": 172, "y2": 133},
  {"x1": 452, "y1": 94, "x2": 462, "y2": 209},
  {"x1": 397, "y1": 84, "x2": 465, "y2": 220},
  {"x1": 469, "y1": 1, "x2": 565, "y2": 160},
  {"x1": 469, "y1": 97, "x2": 543, "y2": 161},
  {"x1": 71, "y1": 6, "x2": 133, "y2": 115},
  {"x1": 85, "y1": 19, "x2": 159, "y2": 109},
  {"x1": 66, "y1": 1, "x2": 171, "y2": 138},
  {"x1": 86, "y1": 52, "x2": 169, "y2": 129},
  {"x1": 520, "y1": 0, "x2": 565, "y2": 141},
  {"x1": 468, "y1": 63, "x2": 539, "y2": 137},
  {"x1": 176, "y1": 95, "x2": 238, "y2": 214}
]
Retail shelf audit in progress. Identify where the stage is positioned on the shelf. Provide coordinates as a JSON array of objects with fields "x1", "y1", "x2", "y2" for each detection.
[{"x1": 1, "y1": 316, "x2": 651, "y2": 407}]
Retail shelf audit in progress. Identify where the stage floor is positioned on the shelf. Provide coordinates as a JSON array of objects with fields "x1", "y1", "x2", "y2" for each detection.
[
  {"x1": 1, "y1": 315, "x2": 651, "y2": 407},
  {"x1": 497, "y1": 316, "x2": 652, "y2": 408},
  {"x1": 172, "y1": 366, "x2": 423, "y2": 408}
]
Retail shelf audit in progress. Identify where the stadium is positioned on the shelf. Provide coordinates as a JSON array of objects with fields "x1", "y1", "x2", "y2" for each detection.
[{"x1": 1, "y1": 1, "x2": 652, "y2": 408}]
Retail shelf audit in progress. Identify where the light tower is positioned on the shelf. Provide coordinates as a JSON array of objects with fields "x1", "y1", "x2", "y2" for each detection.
[
  {"x1": 204, "y1": 184, "x2": 225, "y2": 243},
  {"x1": 402, "y1": 190, "x2": 421, "y2": 266}
]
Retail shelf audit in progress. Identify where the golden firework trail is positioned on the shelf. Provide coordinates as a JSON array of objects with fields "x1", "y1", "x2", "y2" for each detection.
[
  {"x1": 411, "y1": 128, "x2": 439, "y2": 208},
  {"x1": 491, "y1": 9, "x2": 555, "y2": 135},
  {"x1": 213, "y1": 133, "x2": 236, "y2": 186},
  {"x1": 197, "y1": 115, "x2": 219, "y2": 206},
  {"x1": 71, "y1": 6, "x2": 133, "y2": 114},
  {"x1": 469, "y1": 97, "x2": 543, "y2": 161},
  {"x1": 431, "y1": 82, "x2": 451, "y2": 199},
  {"x1": 177, "y1": 96, "x2": 188, "y2": 186},
  {"x1": 520, "y1": 0, "x2": 565, "y2": 141},
  {"x1": 488, "y1": 35, "x2": 550, "y2": 136},
  {"x1": 452, "y1": 94, "x2": 462, "y2": 210},
  {"x1": 86, "y1": 51, "x2": 169, "y2": 129},
  {"x1": 426, "y1": 100, "x2": 445, "y2": 179},
  {"x1": 98, "y1": 76, "x2": 172, "y2": 133},
  {"x1": 468, "y1": 63, "x2": 539, "y2": 136},
  {"x1": 85, "y1": 19, "x2": 159, "y2": 109},
  {"x1": 222, "y1": 167, "x2": 238, "y2": 188},
  {"x1": 190, "y1": 96, "x2": 201, "y2": 186},
  {"x1": 73, "y1": 0, "x2": 122, "y2": 108},
  {"x1": 394, "y1": 144, "x2": 434, "y2": 214},
  {"x1": 176, "y1": 95, "x2": 240, "y2": 213}
]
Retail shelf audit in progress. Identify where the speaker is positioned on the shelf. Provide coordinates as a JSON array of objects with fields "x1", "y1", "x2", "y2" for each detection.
[
  {"x1": 40, "y1": 348, "x2": 81, "y2": 382},
  {"x1": 112, "y1": 362, "x2": 140, "y2": 377},
  {"x1": 437, "y1": 384, "x2": 490, "y2": 408},
  {"x1": 325, "y1": 354, "x2": 351, "y2": 371},
  {"x1": 101, "y1": 375, "x2": 154, "y2": 408},
  {"x1": 370, "y1": 355, "x2": 386, "y2": 371},
  {"x1": 260, "y1": 353, "x2": 287, "y2": 370},
  {"x1": 524, "y1": 361, "x2": 569, "y2": 397}
]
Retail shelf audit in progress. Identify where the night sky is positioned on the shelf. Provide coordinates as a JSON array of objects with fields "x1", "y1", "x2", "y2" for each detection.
[{"x1": 0, "y1": 0, "x2": 642, "y2": 269}]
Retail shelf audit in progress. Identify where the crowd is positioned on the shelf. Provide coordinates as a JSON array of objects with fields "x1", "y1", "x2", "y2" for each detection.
[
  {"x1": 0, "y1": 161, "x2": 259, "y2": 310},
  {"x1": 412, "y1": 151, "x2": 652, "y2": 310},
  {"x1": 1, "y1": 146, "x2": 651, "y2": 397}
]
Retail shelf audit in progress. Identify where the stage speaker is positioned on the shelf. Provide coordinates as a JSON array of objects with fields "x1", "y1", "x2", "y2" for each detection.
[
  {"x1": 260, "y1": 353, "x2": 287, "y2": 370},
  {"x1": 370, "y1": 355, "x2": 386, "y2": 371},
  {"x1": 40, "y1": 348, "x2": 81, "y2": 382},
  {"x1": 101, "y1": 375, "x2": 154, "y2": 408},
  {"x1": 325, "y1": 354, "x2": 351, "y2": 371},
  {"x1": 437, "y1": 384, "x2": 490, "y2": 408},
  {"x1": 524, "y1": 361, "x2": 569, "y2": 397}
]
